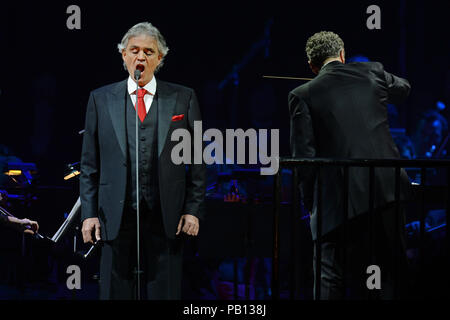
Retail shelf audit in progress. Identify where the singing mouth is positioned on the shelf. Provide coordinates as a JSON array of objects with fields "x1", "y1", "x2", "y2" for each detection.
[{"x1": 136, "y1": 64, "x2": 145, "y2": 72}]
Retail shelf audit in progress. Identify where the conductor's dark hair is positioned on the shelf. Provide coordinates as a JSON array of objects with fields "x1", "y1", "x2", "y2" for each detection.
[{"x1": 305, "y1": 31, "x2": 344, "y2": 68}]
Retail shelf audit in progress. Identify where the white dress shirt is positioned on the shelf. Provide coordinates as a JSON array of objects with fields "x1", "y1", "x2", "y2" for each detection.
[{"x1": 127, "y1": 75, "x2": 157, "y2": 113}]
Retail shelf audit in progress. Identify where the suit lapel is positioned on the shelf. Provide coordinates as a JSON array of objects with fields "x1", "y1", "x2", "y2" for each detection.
[
  {"x1": 157, "y1": 81, "x2": 178, "y2": 157},
  {"x1": 107, "y1": 79, "x2": 128, "y2": 160}
]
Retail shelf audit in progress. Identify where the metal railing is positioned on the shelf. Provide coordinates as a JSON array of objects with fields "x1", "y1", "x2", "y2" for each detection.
[{"x1": 272, "y1": 158, "x2": 450, "y2": 300}]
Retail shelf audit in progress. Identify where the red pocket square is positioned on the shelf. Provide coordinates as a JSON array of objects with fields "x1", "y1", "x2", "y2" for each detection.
[{"x1": 172, "y1": 114, "x2": 184, "y2": 121}]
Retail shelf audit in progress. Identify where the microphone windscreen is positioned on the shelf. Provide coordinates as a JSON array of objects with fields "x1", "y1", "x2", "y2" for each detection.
[{"x1": 134, "y1": 69, "x2": 141, "y2": 80}]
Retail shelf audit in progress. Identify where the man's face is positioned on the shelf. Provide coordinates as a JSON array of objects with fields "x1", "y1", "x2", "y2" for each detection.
[{"x1": 122, "y1": 34, "x2": 162, "y2": 86}]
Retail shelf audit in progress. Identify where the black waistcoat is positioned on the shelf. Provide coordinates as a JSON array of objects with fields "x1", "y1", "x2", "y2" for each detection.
[{"x1": 125, "y1": 92, "x2": 159, "y2": 211}]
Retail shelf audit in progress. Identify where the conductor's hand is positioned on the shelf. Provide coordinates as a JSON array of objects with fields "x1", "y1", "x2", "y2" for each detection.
[
  {"x1": 82, "y1": 217, "x2": 101, "y2": 244},
  {"x1": 176, "y1": 214, "x2": 199, "y2": 237}
]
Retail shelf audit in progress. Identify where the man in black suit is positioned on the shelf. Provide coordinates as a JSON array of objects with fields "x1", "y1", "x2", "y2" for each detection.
[
  {"x1": 80, "y1": 22, "x2": 206, "y2": 300},
  {"x1": 289, "y1": 31, "x2": 412, "y2": 299}
]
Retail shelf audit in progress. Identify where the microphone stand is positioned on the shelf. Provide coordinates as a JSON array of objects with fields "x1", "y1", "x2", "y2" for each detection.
[{"x1": 134, "y1": 69, "x2": 142, "y2": 300}]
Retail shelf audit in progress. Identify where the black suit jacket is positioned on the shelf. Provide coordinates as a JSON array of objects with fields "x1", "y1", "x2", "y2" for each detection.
[
  {"x1": 80, "y1": 79, "x2": 206, "y2": 241},
  {"x1": 289, "y1": 61, "x2": 412, "y2": 240},
  {"x1": 0, "y1": 213, "x2": 7, "y2": 225}
]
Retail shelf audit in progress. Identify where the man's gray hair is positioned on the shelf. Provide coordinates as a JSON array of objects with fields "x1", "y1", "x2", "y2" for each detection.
[
  {"x1": 117, "y1": 22, "x2": 169, "y2": 73},
  {"x1": 305, "y1": 31, "x2": 344, "y2": 68}
]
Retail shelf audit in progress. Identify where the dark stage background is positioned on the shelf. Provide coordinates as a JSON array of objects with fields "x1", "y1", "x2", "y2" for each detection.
[{"x1": 0, "y1": 0, "x2": 449, "y2": 300}]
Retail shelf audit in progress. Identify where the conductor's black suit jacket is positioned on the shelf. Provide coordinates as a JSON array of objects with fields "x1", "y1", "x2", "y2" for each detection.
[
  {"x1": 80, "y1": 79, "x2": 206, "y2": 241},
  {"x1": 0, "y1": 214, "x2": 7, "y2": 225},
  {"x1": 289, "y1": 61, "x2": 412, "y2": 240}
]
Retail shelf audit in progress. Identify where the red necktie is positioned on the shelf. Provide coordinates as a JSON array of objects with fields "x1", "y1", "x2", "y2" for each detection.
[{"x1": 135, "y1": 88, "x2": 147, "y2": 122}]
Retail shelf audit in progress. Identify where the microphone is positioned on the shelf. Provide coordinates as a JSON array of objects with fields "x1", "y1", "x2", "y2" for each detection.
[{"x1": 134, "y1": 69, "x2": 141, "y2": 81}]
